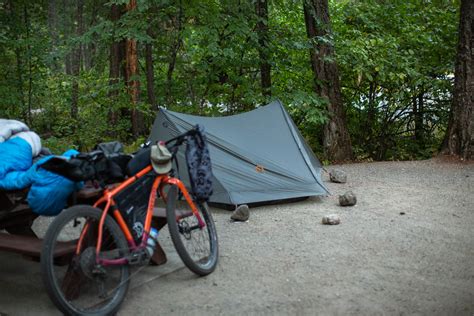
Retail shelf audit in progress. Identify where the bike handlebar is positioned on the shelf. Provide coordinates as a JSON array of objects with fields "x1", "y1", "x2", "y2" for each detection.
[
  {"x1": 164, "y1": 127, "x2": 200, "y2": 156},
  {"x1": 165, "y1": 128, "x2": 198, "y2": 146}
]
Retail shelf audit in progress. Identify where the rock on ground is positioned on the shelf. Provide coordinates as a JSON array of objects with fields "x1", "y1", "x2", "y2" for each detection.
[
  {"x1": 231, "y1": 204, "x2": 250, "y2": 221},
  {"x1": 339, "y1": 191, "x2": 357, "y2": 206},
  {"x1": 322, "y1": 214, "x2": 341, "y2": 225},
  {"x1": 330, "y1": 169, "x2": 347, "y2": 183}
]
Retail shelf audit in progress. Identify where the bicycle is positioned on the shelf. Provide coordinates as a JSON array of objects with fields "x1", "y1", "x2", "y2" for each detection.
[{"x1": 40, "y1": 127, "x2": 219, "y2": 316}]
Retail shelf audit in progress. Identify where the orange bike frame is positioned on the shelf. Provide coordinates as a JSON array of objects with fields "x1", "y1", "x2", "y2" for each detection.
[{"x1": 75, "y1": 165, "x2": 206, "y2": 266}]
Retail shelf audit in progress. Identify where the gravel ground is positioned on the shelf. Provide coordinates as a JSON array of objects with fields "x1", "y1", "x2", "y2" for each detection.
[
  {"x1": 121, "y1": 159, "x2": 474, "y2": 315},
  {"x1": 0, "y1": 159, "x2": 473, "y2": 315}
]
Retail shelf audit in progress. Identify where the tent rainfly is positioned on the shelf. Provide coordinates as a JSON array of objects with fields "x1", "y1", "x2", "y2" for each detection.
[{"x1": 148, "y1": 100, "x2": 329, "y2": 208}]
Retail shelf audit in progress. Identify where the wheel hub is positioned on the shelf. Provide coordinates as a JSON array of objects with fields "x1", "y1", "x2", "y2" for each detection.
[
  {"x1": 79, "y1": 247, "x2": 98, "y2": 279},
  {"x1": 179, "y1": 220, "x2": 192, "y2": 240}
]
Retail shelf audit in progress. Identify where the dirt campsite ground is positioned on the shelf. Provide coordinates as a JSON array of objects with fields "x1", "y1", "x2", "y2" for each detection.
[{"x1": 0, "y1": 158, "x2": 473, "y2": 315}]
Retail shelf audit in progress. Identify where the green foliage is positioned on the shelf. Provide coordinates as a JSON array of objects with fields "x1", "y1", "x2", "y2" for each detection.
[
  {"x1": 123, "y1": 136, "x2": 147, "y2": 154},
  {"x1": 0, "y1": 0, "x2": 460, "y2": 161},
  {"x1": 332, "y1": 0, "x2": 458, "y2": 160}
]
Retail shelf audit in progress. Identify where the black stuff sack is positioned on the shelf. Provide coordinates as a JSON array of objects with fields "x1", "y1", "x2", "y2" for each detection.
[
  {"x1": 185, "y1": 125, "x2": 213, "y2": 202},
  {"x1": 41, "y1": 151, "x2": 130, "y2": 184}
]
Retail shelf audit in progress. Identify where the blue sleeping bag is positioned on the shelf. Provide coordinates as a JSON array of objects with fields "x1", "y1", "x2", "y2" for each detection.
[
  {"x1": 28, "y1": 150, "x2": 83, "y2": 216},
  {"x1": 0, "y1": 135, "x2": 82, "y2": 216},
  {"x1": 0, "y1": 137, "x2": 32, "y2": 179},
  {"x1": 0, "y1": 167, "x2": 37, "y2": 190}
]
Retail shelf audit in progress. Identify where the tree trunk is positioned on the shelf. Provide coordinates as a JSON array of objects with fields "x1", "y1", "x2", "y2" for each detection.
[
  {"x1": 256, "y1": 0, "x2": 271, "y2": 97},
  {"x1": 145, "y1": 28, "x2": 157, "y2": 109},
  {"x1": 166, "y1": 2, "x2": 184, "y2": 105},
  {"x1": 414, "y1": 89, "x2": 424, "y2": 142},
  {"x1": 303, "y1": 0, "x2": 353, "y2": 161},
  {"x1": 71, "y1": 0, "x2": 84, "y2": 120},
  {"x1": 83, "y1": 3, "x2": 97, "y2": 71},
  {"x1": 367, "y1": 80, "x2": 376, "y2": 132},
  {"x1": 9, "y1": 0, "x2": 26, "y2": 121},
  {"x1": 65, "y1": 54, "x2": 73, "y2": 75},
  {"x1": 62, "y1": 0, "x2": 73, "y2": 75},
  {"x1": 48, "y1": 0, "x2": 60, "y2": 71},
  {"x1": 126, "y1": 0, "x2": 143, "y2": 137},
  {"x1": 15, "y1": 49, "x2": 25, "y2": 120},
  {"x1": 23, "y1": 4, "x2": 32, "y2": 125},
  {"x1": 441, "y1": 0, "x2": 474, "y2": 160},
  {"x1": 108, "y1": 4, "x2": 126, "y2": 128},
  {"x1": 83, "y1": 43, "x2": 94, "y2": 71}
]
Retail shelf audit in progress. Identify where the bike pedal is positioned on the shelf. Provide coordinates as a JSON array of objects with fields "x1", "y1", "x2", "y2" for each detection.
[{"x1": 127, "y1": 249, "x2": 149, "y2": 266}]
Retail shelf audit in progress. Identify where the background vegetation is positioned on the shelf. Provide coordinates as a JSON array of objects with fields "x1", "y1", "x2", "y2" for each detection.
[{"x1": 0, "y1": 0, "x2": 460, "y2": 161}]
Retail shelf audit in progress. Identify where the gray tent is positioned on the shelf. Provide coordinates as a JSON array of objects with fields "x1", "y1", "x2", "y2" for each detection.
[{"x1": 149, "y1": 100, "x2": 329, "y2": 208}]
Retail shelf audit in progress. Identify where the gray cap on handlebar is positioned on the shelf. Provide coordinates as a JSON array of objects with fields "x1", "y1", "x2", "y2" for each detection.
[{"x1": 150, "y1": 142, "x2": 172, "y2": 174}]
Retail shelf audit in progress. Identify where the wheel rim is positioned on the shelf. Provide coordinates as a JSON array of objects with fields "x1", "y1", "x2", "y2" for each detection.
[
  {"x1": 47, "y1": 212, "x2": 128, "y2": 314},
  {"x1": 173, "y1": 201, "x2": 217, "y2": 270}
]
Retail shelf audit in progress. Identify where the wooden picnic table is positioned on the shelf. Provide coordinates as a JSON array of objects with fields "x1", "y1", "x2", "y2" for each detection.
[{"x1": 0, "y1": 187, "x2": 167, "y2": 265}]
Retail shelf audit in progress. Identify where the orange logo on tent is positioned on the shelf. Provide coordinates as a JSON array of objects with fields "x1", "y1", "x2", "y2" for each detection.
[{"x1": 255, "y1": 165, "x2": 264, "y2": 173}]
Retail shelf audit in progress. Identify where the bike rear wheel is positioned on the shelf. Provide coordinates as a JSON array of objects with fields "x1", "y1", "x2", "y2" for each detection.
[
  {"x1": 166, "y1": 185, "x2": 218, "y2": 276},
  {"x1": 41, "y1": 205, "x2": 130, "y2": 316}
]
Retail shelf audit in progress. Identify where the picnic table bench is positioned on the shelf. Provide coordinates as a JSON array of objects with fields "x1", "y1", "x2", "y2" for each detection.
[{"x1": 0, "y1": 186, "x2": 168, "y2": 265}]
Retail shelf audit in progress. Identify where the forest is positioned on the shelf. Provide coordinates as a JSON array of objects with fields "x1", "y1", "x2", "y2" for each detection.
[{"x1": 0, "y1": 0, "x2": 472, "y2": 162}]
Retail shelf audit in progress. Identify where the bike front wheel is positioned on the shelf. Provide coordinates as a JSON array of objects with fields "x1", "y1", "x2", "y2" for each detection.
[
  {"x1": 41, "y1": 205, "x2": 130, "y2": 316},
  {"x1": 166, "y1": 185, "x2": 218, "y2": 276}
]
